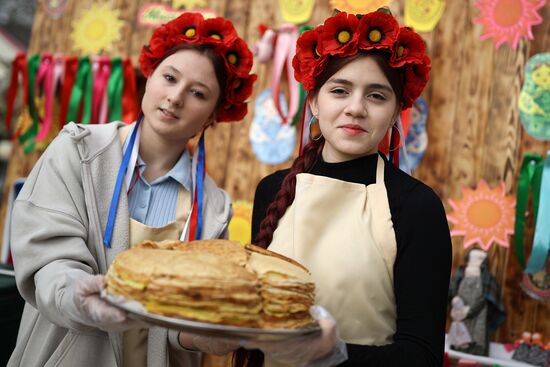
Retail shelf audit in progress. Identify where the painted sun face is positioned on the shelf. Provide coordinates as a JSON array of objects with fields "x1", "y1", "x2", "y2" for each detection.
[
  {"x1": 70, "y1": 4, "x2": 123, "y2": 54},
  {"x1": 532, "y1": 64, "x2": 550, "y2": 88}
]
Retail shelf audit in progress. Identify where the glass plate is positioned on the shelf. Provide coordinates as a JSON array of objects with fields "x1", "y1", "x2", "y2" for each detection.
[{"x1": 101, "y1": 291, "x2": 321, "y2": 341}]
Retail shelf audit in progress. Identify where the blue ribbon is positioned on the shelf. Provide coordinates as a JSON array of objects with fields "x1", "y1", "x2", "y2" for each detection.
[
  {"x1": 195, "y1": 134, "x2": 205, "y2": 239},
  {"x1": 526, "y1": 150, "x2": 550, "y2": 274},
  {"x1": 103, "y1": 116, "x2": 142, "y2": 248}
]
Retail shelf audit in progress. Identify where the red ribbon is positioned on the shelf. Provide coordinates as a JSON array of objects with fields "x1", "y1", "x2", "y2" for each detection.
[
  {"x1": 5, "y1": 53, "x2": 28, "y2": 138},
  {"x1": 91, "y1": 56, "x2": 111, "y2": 124},
  {"x1": 59, "y1": 56, "x2": 78, "y2": 128},
  {"x1": 122, "y1": 58, "x2": 138, "y2": 123}
]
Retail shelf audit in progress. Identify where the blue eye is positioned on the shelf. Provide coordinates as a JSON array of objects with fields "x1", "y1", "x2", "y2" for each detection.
[{"x1": 191, "y1": 89, "x2": 205, "y2": 99}]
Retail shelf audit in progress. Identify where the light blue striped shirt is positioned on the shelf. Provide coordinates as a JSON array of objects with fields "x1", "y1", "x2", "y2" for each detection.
[{"x1": 127, "y1": 150, "x2": 192, "y2": 227}]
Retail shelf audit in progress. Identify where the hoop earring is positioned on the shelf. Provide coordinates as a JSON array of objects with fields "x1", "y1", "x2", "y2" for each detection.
[
  {"x1": 387, "y1": 124, "x2": 400, "y2": 152},
  {"x1": 309, "y1": 115, "x2": 322, "y2": 141}
]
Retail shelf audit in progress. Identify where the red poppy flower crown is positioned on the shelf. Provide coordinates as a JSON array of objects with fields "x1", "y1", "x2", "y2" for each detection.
[
  {"x1": 292, "y1": 10, "x2": 431, "y2": 109},
  {"x1": 139, "y1": 12, "x2": 257, "y2": 122}
]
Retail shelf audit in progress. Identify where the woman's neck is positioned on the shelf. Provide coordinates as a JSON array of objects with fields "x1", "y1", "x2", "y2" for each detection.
[{"x1": 138, "y1": 124, "x2": 187, "y2": 182}]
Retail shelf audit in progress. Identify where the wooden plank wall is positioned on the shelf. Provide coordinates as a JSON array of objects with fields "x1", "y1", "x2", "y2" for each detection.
[{"x1": 1, "y1": 0, "x2": 549, "y2": 350}]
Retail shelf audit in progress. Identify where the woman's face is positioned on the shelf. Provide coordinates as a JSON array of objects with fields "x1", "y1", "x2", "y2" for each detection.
[
  {"x1": 141, "y1": 49, "x2": 221, "y2": 144},
  {"x1": 309, "y1": 55, "x2": 399, "y2": 162}
]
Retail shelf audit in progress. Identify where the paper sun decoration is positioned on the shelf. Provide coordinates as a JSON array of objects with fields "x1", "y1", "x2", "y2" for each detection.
[
  {"x1": 473, "y1": 0, "x2": 545, "y2": 49},
  {"x1": 71, "y1": 3, "x2": 123, "y2": 54},
  {"x1": 228, "y1": 201, "x2": 253, "y2": 245},
  {"x1": 447, "y1": 179, "x2": 516, "y2": 251},
  {"x1": 329, "y1": 0, "x2": 390, "y2": 14}
]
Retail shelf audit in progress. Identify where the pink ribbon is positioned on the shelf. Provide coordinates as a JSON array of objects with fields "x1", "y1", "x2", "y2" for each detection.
[
  {"x1": 92, "y1": 56, "x2": 111, "y2": 124},
  {"x1": 271, "y1": 24, "x2": 299, "y2": 124}
]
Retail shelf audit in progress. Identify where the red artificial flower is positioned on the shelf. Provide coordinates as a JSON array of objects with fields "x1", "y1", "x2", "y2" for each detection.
[
  {"x1": 401, "y1": 55, "x2": 431, "y2": 108},
  {"x1": 319, "y1": 12, "x2": 359, "y2": 57},
  {"x1": 217, "y1": 101, "x2": 247, "y2": 122},
  {"x1": 200, "y1": 17, "x2": 238, "y2": 45},
  {"x1": 357, "y1": 11, "x2": 399, "y2": 51},
  {"x1": 220, "y1": 37, "x2": 253, "y2": 77},
  {"x1": 293, "y1": 27, "x2": 328, "y2": 90},
  {"x1": 226, "y1": 74, "x2": 257, "y2": 103},
  {"x1": 166, "y1": 12, "x2": 204, "y2": 41},
  {"x1": 389, "y1": 27, "x2": 426, "y2": 68}
]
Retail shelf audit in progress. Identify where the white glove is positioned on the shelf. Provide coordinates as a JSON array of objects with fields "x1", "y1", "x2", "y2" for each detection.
[
  {"x1": 178, "y1": 331, "x2": 241, "y2": 355},
  {"x1": 241, "y1": 305, "x2": 348, "y2": 367},
  {"x1": 69, "y1": 273, "x2": 145, "y2": 332}
]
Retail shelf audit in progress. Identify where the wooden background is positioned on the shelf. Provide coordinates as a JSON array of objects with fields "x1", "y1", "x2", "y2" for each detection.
[{"x1": 1, "y1": 0, "x2": 549, "y2": 354}]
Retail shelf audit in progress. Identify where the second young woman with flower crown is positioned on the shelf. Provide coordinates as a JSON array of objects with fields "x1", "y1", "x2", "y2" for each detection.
[{"x1": 248, "y1": 10, "x2": 452, "y2": 367}]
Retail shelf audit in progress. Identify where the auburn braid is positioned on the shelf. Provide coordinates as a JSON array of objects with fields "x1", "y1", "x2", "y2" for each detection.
[{"x1": 254, "y1": 138, "x2": 324, "y2": 249}]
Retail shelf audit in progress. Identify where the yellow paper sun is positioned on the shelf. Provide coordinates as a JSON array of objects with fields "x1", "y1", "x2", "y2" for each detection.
[
  {"x1": 447, "y1": 179, "x2": 516, "y2": 251},
  {"x1": 172, "y1": 0, "x2": 208, "y2": 10},
  {"x1": 229, "y1": 200, "x2": 253, "y2": 245},
  {"x1": 71, "y1": 4, "x2": 123, "y2": 54},
  {"x1": 329, "y1": 0, "x2": 390, "y2": 14}
]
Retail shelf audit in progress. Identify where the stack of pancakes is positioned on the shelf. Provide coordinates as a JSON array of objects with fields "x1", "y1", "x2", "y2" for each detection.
[{"x1": 105, "y1": 239, "x2": 315, "y2": 329}]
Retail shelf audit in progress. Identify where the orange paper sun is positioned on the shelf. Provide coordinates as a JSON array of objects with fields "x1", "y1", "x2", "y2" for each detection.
[
  {"x1": 447, "y1": 179, "x2": 516, "y2": 251},
  {"x1": 474, "y1": 0, "x2": 545, "y2": 49}
]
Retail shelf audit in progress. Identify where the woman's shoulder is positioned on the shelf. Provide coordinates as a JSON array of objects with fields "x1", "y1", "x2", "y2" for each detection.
[
  {"x1": 256, "y1": 169, "x2": 290, "y2": 197},
  {"x1": 59, "y1": 121, "x2": 126, "y2": 159}
]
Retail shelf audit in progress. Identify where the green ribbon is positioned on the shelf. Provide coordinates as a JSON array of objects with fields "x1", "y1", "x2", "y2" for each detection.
[
  {"x1": 292, "y1": 25, "x2": 313, "y2": 126},
  {"x1": 67, "y1": 57, "x2": 92, "y2": 124},
  {"x1": 514, "y1": 153, "x2": 544, "y2": 269},
  {"x1": 19, "y1": 54, "x2": 40, "y2": 154},
  {"x1": 526, "y1": 150, "x2": 550, "y2": 273},
  {"x1": 108, "y1": 57, "x2": 123, "y2": 121}
]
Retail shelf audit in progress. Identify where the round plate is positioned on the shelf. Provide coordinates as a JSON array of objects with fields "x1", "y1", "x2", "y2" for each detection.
[{"x1": 101, "y1": 291, "x2": 321, "y2": 341}]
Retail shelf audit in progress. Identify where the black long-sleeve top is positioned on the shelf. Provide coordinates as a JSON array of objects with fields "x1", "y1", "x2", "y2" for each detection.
[{"x1": 252, "y1": 153, "x2": 452, "y2": 366}]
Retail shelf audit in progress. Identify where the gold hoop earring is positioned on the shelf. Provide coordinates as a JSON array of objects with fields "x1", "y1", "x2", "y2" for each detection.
[{"x1": 309, "y1": 115, "x2": 322, "y2": 141}]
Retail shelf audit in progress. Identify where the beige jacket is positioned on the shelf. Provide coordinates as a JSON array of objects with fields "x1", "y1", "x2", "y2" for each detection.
[{"x1": 8, "y1": 122, "x2": 232, "y2": 367}]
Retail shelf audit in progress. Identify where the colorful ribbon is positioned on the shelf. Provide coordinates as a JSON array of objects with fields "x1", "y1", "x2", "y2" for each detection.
[
  {"x1": 271, "y1": 24, "x2": 300, "y2": 124},
  {"x1": 5, "y1": 53, "x2": 28, "y2": 138},
  {"x1": 188, "y1": 133, "x2": 206, "y2": 241},
  {"x1": 103, "y1": 115, "x2": 142, "y2": 248},
  {"x1": 92, "y1": 57, "x2": 111, "y2": 124},
  {"x1": 526, "y1": 151, "x2": 550, "y2": 274},
  {"x1": 67, "y1": 56, "x2": 92, "y2": 124},
  {"x1": 108, "y1": 58, "x2": 123, "y2": 122},
  {"x1": 59, "y1": 56, "x2": 78, "y2": 127},
  {"x1": 19, "y1": 54, "x2": 40, "y2": 153},
  {"x1": 514, "y1": 154, "x2": 544, "y2": 269},
  {"x1": 122, "y1": 58, "x2": 138, "y2": 123}
]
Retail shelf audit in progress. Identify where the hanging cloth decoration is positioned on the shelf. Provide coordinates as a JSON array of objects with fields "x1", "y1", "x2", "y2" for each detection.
[
  {"x1": 67, "y1": 56, "x2": 93, "y2": 124},
  {"x1": 103, "y1": 116, "x2": 206, "y2": 248},
  {"x1": 5, "y1": 53, "x2": 28, "y2": 138},
  {"x1": 526, "y1": 150, "x2": 550, "y2": 274},
  {"x1": 270, "y1": 23, "x2": 300, "y2": 125},
  {"x1": 35, "y1": 53, "x2": 65, "y2": 142},
  {"x1": 514, "y1": 154, "x2": 543, "y2": 269},
  {"x1": 249, "y1": 88, "x2": 295, "y2": 165},
  {"x1": 401, "y1": 96, "x2": 429, "y2": 172},
  {"x1": 519, "y1": 52, "x2": 550, "y2": 140}
]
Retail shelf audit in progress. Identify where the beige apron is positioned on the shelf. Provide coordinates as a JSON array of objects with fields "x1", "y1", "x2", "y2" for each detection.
[
  {"x1": 117, "y1": 126, "x2": 191, "y2": 367},
  {"x1": 267, "y1": 156, "x2": 397, "y2": 366}
]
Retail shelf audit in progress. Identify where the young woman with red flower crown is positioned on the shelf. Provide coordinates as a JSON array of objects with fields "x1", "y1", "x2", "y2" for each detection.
[
  {"x1": 243, "y1": 9, "x2": 452, "y2": 367},
  {"x1": 8, "y1": 13, "x2": 257, "y2": 367}
]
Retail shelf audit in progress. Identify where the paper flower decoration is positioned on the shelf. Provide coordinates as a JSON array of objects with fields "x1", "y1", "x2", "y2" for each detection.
[
  {"x1": 447, "y1": 179, "x2": 516, "y2": 251},
  {"x1": 228, "y1": 201, "x2": 253, "y2": 245},
  {"x1": 70, "y1": 4, "x2": 123, "y2": 54},
  {"x1": 473, "y1": 0, "x2": 545, "y2": 49},
  {"x1": 329, "y1": 0, "x2": 390, "y2": 14},
  {"x1": 172, "y1": 0, "x2": 208, "y2": 9},
  {"x1": 279, "y1": 0, "x2": 315, "y2": 24},
  {"x1": 404, "y1": 0, "x2": 446, "y2": 32}
]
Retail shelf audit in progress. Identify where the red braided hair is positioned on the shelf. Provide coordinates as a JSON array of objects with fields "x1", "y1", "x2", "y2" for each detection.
[{"x1": 254, "y1": 138, "x2": 324, "y2": 249}]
